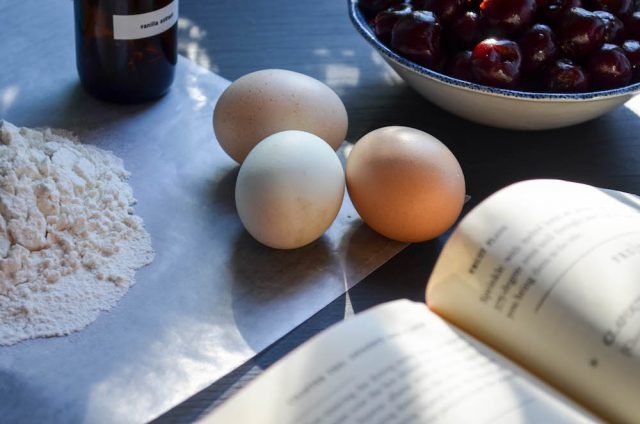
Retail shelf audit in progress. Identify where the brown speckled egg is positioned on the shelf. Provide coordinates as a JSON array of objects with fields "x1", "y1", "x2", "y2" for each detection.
[
  {"x1": 213, "y1": 69, "x2": 348, "y2": 163},
  {"x1": 346, "y1": 126, "x2": 465, "y2": 242}
]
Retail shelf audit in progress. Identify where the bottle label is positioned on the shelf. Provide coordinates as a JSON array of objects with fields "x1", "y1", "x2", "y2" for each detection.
[{"x1": 113, "y1": 0, "x2": 179, "y2": 40}]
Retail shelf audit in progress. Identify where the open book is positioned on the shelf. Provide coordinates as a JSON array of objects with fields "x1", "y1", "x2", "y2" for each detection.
[{"x1": 202, "y1": 179, "x2": 640, "y2": 424}]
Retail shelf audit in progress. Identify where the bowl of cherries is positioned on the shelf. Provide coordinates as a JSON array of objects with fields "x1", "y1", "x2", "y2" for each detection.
[{"x1": 349, "y1": 0, "x2": 640, "y2": 129}]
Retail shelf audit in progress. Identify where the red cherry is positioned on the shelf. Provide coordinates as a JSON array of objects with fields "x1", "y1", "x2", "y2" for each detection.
[
  {"x1": 539, "y1": 0, "x2": 582, "y2": 26},
  {"x1": 471, "y1": 38, "x2": 523, "y2": 88},
  {"x1": 374, "y1": 4, "x2": 414, "y2": 44},
  {"x1": 624, "y1": 12, "x2": 640, "y2": 39},
  {"x1": 391, "y1": 11, "x2": 443, "y2": 69},
  {"x1": 448, "y1": 11, "x2": 485, "y2": 48},
  {"x1": 622, "y1": 40, "x2": 640, "y2": 81},
  {"x1": 446, "y1": 50, "x2": 475, "y2": 80},
  {"x1": 519, "y1": 23, "x2": 559, "y2": 75},
  {"x1": 480, "y1": 0, "x2": 538, "y2": 35},
  {"x1": 431, "y1": 0, "x2": 467, "y2": 24},
  {"x1": 544, "y1": 59, "x2": 590, "y2": 91},
  {"x1": 557, "y1": 7, "x2": 606, "y2": 59},
  {"x1": 360, "y1": 0, "x2": 408, "y2": 19},
  {"x1": 585, "y1": 0, "x2": 633, "y2": 19},
  {"x1": 594, "y1": 10, "x2": 624, "y2": 43},
  {"x1": 587, "y1": 43, "x2": 632, "y2": 88},
  {"x1": 411, "y1": 0, "x2": 431, "y2": 8}
]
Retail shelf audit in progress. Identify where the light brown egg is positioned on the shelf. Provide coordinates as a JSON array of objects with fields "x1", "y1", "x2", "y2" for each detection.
[
  {"x1": 345, "y1": 126, "x2": 465, "y2": 243},
  {"x1": 213, "y1": 69, "x2": 348, "y2": 163}
]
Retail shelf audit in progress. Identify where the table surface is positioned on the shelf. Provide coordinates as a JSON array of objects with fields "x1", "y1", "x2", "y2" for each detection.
[
  {"x1": 155, "y1": 1, "x2": 640, "y2": 422},
  {"x1": 6, "y1": 1, "x2": 640, "y2": 422}
]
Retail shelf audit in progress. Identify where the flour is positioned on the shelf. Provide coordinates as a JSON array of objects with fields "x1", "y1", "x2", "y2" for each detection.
[{"x1": 0, "y1": 121, "x2": 154, "y2": 345}]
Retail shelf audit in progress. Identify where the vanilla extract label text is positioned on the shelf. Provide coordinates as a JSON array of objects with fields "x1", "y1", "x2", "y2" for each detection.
[{"x1": 113, "y1": 0, "x2": 179, "y2": 40}]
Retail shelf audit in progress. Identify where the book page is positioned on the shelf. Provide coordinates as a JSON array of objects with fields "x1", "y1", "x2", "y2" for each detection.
[
  {"x1": 427, "y1": 179, "x2": 640, "y2": 424},
  {"x1": 201, "y1": 300, "x2": 598, "y2": 424}
]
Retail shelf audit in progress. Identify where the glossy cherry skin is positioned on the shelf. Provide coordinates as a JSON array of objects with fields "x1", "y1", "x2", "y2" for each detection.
[
  {"x1": 471, "y1": 38, "x2": 523, "y2": 88},
  {"x1": 374, "y1": 4, "x2": 414, "y2": 44},
  {"x1": 585, "y1": 0, "x2": 633, "y2": 19},
  {"x1": 411, "y1": 0, "x2": 431, "y2": 8},
  {"x1": 446, "y1": 50, "x2": 475, "y2": 80},
  {"x1": 543, "y1": 59, "x2": 590, "y2": 91},
  {"x1": 538, "y1": 0, "x2": 582, "y2": 26},
  {"x1": 594, "y1": 10, "x2": 624, "y2": 43},
  {"x1": 624, "y1": 12, "x2": 640, "y2": 39},
  {"x1": 448, "y1": 11, "x2": 485, "y2": 48},
  {"x1": 519, "y1": 23, "x2": 559, "y2": 75},
  {"x1": 431, "y1": 0, "x2": 466, "y2": 24},
  {"x1": 587, "y1": 43, "x2": 632, "y2": 88},
  {"x1": 622, "y1": 40, "x2": 640, "y2": 81},
  {"x1": 363, "y1": 0, "x2": 640, "y2": 92},
  {"x1": 557, "y1": 7, "x2": 607, "y2": 59},
  {"x1": 480, "y1": 0, "x2": 538, "y2": 35},
  {"x1": 391, "y1": 11, "x2": 443, "y2": 69},
  {"x1": 360, "y1": 0, "x2": 408, "y2": 19},
  {"x1": 412, "y1": 0, "x2": 467, "y2": 23}
]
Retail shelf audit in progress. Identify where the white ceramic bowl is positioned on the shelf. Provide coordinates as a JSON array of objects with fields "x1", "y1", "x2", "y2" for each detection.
[{"x1": 348, "y1": 0, "x2": 640, "y2": 130}]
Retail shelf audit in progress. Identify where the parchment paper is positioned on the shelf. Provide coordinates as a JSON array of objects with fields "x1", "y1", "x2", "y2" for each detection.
[{"x1": 0, "y1": 2, "x2": 405, "y2": 422}]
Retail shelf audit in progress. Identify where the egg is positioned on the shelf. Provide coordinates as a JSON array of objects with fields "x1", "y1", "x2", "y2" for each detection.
[
  {"x1": 345, "y1": 126, "x2": 465, "y2": 243},
  {"x1": 235, "y1": 130, "x2": 345, "y2": 249},
  {"x1": 213, "y1": 69, "x2": 348, "y2": 163}
]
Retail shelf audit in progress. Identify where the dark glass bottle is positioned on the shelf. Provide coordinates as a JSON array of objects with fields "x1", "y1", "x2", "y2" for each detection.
[{"x1": 74, "y1": 0, "x2": 178, "y2": 103}]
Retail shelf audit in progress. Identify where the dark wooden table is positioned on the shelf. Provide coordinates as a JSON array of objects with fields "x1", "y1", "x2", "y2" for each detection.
[{"x1": 19, "y1": 1, "x2": 636, "y2": 422}]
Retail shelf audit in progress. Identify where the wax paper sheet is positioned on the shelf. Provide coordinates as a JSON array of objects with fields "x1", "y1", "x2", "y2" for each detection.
[{"x1": 0, "y1": 2, "x2": 405, "y2": 422}]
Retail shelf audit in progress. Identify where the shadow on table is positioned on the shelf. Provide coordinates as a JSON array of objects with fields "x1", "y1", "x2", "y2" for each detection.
[
  {"x1": 154, "y1": 219, "x2": 444, "y2": 424},
  {"x1": 229, "y1": 230, "x2": 339, "y2": 351},
  {"x1": 210, "y1": 165, "x2": 239, "y2": 213},
  {"x1": 0, "y1": 369, "x2": 80, "y2": 423},
  {"x1": 5, "y1": 78, "x2": 160, "y2": 133}
]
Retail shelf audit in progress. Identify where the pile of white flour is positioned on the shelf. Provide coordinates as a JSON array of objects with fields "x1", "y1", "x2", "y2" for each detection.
[{"x1": 0, "y1": 121, "x2": 154, "y2": 345}]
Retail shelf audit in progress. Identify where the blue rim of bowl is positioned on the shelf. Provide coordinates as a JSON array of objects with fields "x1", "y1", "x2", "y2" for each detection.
[{"x1": 348, "y1": 0, "x2": 640, "y2": 101}]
